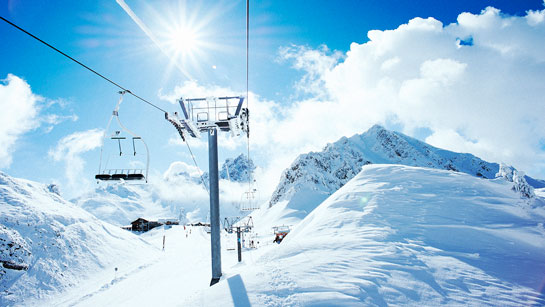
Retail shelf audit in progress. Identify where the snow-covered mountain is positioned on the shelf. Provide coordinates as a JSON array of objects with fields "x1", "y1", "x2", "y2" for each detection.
[
  {"x1": 73, "y1": 156, "x2": 256, "y2": 227},
  {"x1": 0, "y1": 172, "x2": 160, "y2": 306},
  {"x1": 268, "y1": 125, "x2": 540, "y2": 221},
  {"x1": 219, "y1": 154, "x2": 255, "y2": 183},
  {"x1": 164, "y1": 155, "x2": 255, "y2": 185},
  {"x1": 71, "y1": 183, "x2": 170, "y2": 226},
  {"x1": 189, "y1": 165, "x2": 545, "y2": 306}
]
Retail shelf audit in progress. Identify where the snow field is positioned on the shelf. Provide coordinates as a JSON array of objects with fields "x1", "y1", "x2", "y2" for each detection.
[
  {"x1": 4, "y1": 162, "x2": 545, "y2": 306},
  {"x1": 0, "y1": 173, "x2": 160, "y2": 306},
  {"x1": 186, "y1": 164, "x2": 545, "y2": 306}
]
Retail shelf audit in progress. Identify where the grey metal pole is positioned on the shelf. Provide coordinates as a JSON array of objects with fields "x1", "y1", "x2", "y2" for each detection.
[
  {"x1": 237, "y1": 226, "x2": 242, "y2": 262},
  {"x1": 209, "y1": 128, "x2": 222, "y2": 286}
]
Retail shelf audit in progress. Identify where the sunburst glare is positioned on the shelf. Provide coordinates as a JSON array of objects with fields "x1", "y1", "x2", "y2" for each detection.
[{"x1": 117, "y1": 0, "x2": 234, "y2": 83}]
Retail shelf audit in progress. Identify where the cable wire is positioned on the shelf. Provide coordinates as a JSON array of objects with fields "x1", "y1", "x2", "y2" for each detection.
[
  {"x1": 2, "y1": 15, "x2": 216, "y2": 196},
  {"x1": 0, "y1": 15, "x2": 167, "y2": 114},
  {"x1": 185, "y1": 138, "x2": 210, "y2": 196},
  {"x1": 246, "y1": 0, "x2": 252, "y2": 193}
]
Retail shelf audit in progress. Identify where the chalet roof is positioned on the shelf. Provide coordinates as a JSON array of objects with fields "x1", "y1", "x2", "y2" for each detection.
[{"x1": 131, "y1": 218, "x2": 149, "y2": 224}]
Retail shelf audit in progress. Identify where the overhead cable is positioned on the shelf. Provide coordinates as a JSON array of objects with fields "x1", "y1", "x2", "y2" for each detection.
[
  {"x1": 246, "y1": 0, "x2": 252, "y2": 192},
  {"x1": 0, "y1": 15, "x2": 167, "y2": 114}
]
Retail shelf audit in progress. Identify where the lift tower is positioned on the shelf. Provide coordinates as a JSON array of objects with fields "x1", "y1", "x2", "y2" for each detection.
[{"x1": 165, "y1": 96, "x2": 249, "y2": 286}]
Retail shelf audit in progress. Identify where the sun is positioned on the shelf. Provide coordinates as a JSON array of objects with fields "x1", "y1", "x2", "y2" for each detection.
[
  {"x1": 167, "y1": 25, "x2": 199, "y2": 57},
  {"x1": 128, "y1": 1, "x2": 228, "y2": 80}
]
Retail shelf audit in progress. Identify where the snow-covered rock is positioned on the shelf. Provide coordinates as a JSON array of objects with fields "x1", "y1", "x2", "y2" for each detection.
[
  {"x1": 496, "y1": 163, "x2": 535, "y2": 198},
  {"x1": 219, "y1": 154, "x2": 255, "y2": 183},
  {"x1": 0, "y1": 172, "x2": 159, "y2": 306},
  {"x1": 47, "y1": 184, "x2": 60, "y2": 196},
  {"x1": 189, "y1": 165, "x2": 545, "y2": 306}
]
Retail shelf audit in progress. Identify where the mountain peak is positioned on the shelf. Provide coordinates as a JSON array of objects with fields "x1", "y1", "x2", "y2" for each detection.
[
  {"x1": 367, "y1": 124, "x2": 387, "y2": 134},
  {"x1": 268, "y1": 125, "x2": 500, "y2": 211},
  {"x1": 219, "y1": 154, "x2": 255, "y2": 182}
]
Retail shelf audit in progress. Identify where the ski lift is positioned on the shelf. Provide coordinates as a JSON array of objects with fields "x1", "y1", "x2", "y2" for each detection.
[
  {"x1": 240, "y1": 179, "x2": 260, "y2": 211},
  {"x1": 95, "y1": 91, "x2": 149, "y2": 183},
  {"x1": 272, "y1": 225, "x2": 291, "y2": 244},
  {"x1": 167, "y1": 96, "x2": 248, "y2": 138}
]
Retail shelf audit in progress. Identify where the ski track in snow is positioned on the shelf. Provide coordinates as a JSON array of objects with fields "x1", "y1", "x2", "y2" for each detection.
[{"x1": 59, "y1": 261, "x2": 158, "y2": 306}]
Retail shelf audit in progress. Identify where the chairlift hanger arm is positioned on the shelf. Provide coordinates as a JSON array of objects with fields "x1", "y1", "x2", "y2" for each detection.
[{"x1": 96, "y1": 91, "x2": 150, "y2": 183}]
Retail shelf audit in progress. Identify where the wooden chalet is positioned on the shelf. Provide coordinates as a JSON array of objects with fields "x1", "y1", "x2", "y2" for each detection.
[{"x1": 130, "y1": 218, "x2": 162, "y2": 232}]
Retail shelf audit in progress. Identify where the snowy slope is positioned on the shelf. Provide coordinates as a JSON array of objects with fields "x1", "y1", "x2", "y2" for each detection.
[
  {"x1": 187, "y1": 165, "x2": 545, "y2": 306},
  {"x1": 0, "y1": 172, "x2": 160, "y2": 306},
  {"x1": 266, "y1": 125, "x2": 542, "y2": 229}
]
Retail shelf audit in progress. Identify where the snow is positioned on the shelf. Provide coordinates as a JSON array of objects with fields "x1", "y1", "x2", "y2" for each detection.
[
  {"x1": 0, "y1": 172, "x2": 160, "y2": 306},
  {"x1": 266, "y1": 125, "x2": 543, "y2": 231},
  {"x1": 3, "y1": 124, "x2": 545, "y2": 305},
  {"x1": 73, "y1": 155, "x2": 257, "y2": 227},
  {"x1": 187, "y1": 165, "x2": 545, "y2": 306},
  {"x1": 72, "y1": 183, "x2": 168, "y2": 226},
  {"x1": 219, "y1": 154, "x2": 255, "y2": 183},
  {"x1": 6, "y1": 164, "x2": 544, "y2": 306}
]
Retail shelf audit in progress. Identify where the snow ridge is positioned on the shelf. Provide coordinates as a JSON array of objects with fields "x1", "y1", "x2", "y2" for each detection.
[
  {"x1": 0, "y1": 172, "x2": 159, "y2": 305},
  {"x1": 496, "y1": 163, "x2": 535, "y2": 198},
  {"x1": 269, "y1": 125, "x2": 499, "y2": 208}
]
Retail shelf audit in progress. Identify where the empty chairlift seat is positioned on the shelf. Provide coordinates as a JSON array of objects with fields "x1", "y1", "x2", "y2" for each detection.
[
  {"x1": 127, "y1": 173, "x2": 145, "y2": 180},
  {"x1": 111, "y1": 173, "x2": 128, "y2": 180},
  {"x1": 95, "y1": 174, "x2": 112, "y2": 181}
]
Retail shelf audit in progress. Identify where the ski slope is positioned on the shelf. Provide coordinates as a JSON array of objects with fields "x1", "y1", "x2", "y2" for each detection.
[
  {"x1": 0, "y1": 172, "x2": 160, "y2": 306},
  {"x1": 45, "y1": 225, "x2": 218, "y2": 306},
  {"x1": 191, "y1": 165, "x2": 545, "y2": 306},
  {"x1": 25, "y1": 164, "x2": 545, "y2": 306}
]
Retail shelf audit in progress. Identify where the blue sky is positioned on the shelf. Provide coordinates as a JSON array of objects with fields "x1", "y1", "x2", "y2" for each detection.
[{"x1": 1, "y1": 0, "x2": 544, "y2": 197}]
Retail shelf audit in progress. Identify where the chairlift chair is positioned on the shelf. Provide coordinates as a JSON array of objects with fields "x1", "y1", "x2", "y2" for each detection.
[
  {"x1": 95, "y1": 91, "x2": 150, "y2": 183},
  {"x1": 240, "y1": 179, "x2": 260, "y2": 211}
]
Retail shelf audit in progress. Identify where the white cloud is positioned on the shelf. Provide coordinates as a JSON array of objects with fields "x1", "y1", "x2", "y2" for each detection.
[
  {"x1": 0, "y1": 74, "x2": 81, "y2": 169},
  {"x1": 43, "y1": 114, "x2": 79, "y2": 125},
  {"x1": 42, "y1": 114, "x2": 79, "y2": 133},
  {"x1": 49, "y1": 129, "x2": 104, "y2": 185},
  {"x1": 527, "y1": 8, "x2": 545, "y2": 26},
  {"x1": 163, "y1": 161, "x2": 204, "y2": 180},
  {"x1": 276, "y1": 6, "x2": 545, "y2": 177},
  {"x1": 279, "y1": 44, "x2": 343, "y2": 97},
  {"x1": 159, "y1": 5, "x2": 545, "y2": 195},
  {"x1": 0, "y1": 74, "x2": 42, "y2": 168}
]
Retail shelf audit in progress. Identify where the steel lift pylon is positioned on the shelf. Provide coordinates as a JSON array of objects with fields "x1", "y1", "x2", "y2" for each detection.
[{"x1": 165, "y1": 96, "x2": 249, "y2": 286}]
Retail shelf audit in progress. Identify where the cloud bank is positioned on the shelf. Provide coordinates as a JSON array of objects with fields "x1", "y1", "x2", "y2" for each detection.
[
  {"x1": 0, "y1": 74, "x2": 41, "y2": 168},
  {"x1": 159, "y1": 5, "x2": 545, "y2": 202},
  {"x1": 274, "y1": 6, "x2": 545, "y2": 177},
  {"x1": 49, "y1": 129, "x2": 104, "y2": 188}
]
